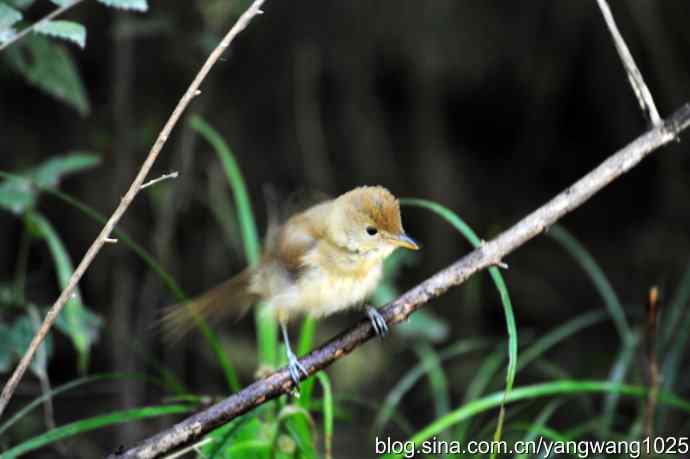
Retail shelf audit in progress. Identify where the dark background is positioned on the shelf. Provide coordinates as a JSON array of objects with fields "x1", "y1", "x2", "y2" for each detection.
[{"x1": 2, "y1": 1, "x2": 690, "y2": 456}]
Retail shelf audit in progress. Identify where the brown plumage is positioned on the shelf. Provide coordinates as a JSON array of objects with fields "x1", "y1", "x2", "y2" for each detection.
[{"x1": 160, "y1": 185, "x2": 419, "y2": 387}]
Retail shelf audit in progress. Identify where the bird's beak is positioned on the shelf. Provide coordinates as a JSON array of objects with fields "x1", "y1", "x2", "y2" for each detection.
[{"x1": 391, "y1": 232, "x2": 420, "y2": 250}]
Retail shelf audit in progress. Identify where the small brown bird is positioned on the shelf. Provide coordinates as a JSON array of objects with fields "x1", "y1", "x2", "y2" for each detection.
[{"x1": 162, "y1": 185, "x2": 419, "y2": 387}]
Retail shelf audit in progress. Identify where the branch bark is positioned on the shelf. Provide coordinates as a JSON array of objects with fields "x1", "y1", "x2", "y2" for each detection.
[
  {"x1": 0, "y1": 0, "x2": 266, "y2": 419},
  {"x1": 596, "y1": 0, "x2": 662, "y2": 126},
  {"x1": 111, "y1": 103, "x2": 690, "y2": 459}
]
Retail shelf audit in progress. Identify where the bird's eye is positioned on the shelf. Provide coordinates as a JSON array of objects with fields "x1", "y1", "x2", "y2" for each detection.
[{"x1": 366, "y1": 226, "x2": 378, "y2": 236}]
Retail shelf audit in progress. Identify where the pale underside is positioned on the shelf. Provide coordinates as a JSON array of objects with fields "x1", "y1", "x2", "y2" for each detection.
[{"x1": 249, "y1": 199, "x2": 393, "y2": 323}]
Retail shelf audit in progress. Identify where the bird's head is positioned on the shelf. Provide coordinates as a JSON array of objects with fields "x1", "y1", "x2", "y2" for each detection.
[{"x1": 328, "y1": 186, "x2": 419, "y2": 256}]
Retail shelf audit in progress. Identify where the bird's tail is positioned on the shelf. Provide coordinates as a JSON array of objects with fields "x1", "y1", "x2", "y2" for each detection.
[{"x1": 159, "y1": 269, "x2": 259, "y2": 343}]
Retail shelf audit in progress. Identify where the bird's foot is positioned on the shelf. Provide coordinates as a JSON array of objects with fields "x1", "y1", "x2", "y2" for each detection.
[
  {"x1": 367, "y1": 306, "x2": 389, "y2": 338},
  {"x1": 286, "y1": 349, "x2": 309, "y2": 389}
]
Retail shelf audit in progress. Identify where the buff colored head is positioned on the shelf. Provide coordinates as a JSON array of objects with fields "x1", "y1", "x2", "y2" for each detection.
[{"x1": 329, "y1": 186, "x2": 419, "y2": 254}]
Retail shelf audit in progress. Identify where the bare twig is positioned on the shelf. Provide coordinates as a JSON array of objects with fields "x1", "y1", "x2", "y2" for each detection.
[
  {"x1": 0, "y1": 0, "x2": 267, "y2": 419},
  {"x1": 111, "y1": 104, "x2": 690, "y2": 459},
  {"x1": 596, "y1": 0, "x2": 662, "y2": 126},
  {"x1": 0, "y1": 0, "x2": 88, "y2": 52},
  {"x1": 141, "y1": 171, "x2": 180, "y2": 189},
  {"x1": 644, "y1": 286, "x2": 661, "y2": 439}
]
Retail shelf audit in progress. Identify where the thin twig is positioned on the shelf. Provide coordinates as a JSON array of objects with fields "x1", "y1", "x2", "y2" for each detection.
[
  {"x1": 0, "y1": 0, "x2": 267, "y2": 419},
  {"x1": 596, "y1": 0, "x2": 662, "y2": 126},
  {"x1": 111, "y1": 103, "x2": 690, "y2": 459},
  {"x1": 0, "y1": 0, "x2": 88, "y2": 52},
  {"x1": 644, "y1": 286, "x2": 661, "y2": 440},
  {"x1": 141, "y1": 171, "x2": 180, "y2": 189}
]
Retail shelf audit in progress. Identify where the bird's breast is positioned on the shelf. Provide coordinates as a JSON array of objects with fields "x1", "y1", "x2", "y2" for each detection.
[{"x1": 295, "y1": 259, "x2": 384, "y2": 318}]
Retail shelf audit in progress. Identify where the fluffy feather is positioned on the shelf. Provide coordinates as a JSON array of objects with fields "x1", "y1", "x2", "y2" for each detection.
[{"x1": 160, "y1": 185, "x2": 416, "y2": 340}]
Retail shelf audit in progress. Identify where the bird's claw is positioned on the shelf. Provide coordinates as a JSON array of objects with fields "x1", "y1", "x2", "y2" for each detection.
[
  {"x1": 367, "y1": 306, "x2": 389, "y2": 338},
  {"x1": 287, "y1": 350, "x2": 309, "y2": 388}
]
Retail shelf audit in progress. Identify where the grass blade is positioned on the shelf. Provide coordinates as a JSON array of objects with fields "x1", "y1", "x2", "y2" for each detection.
[
  {"x1": 384, "y1": 380, "x2": 690, "y2": 459},
  {"x1": 547, "y1": 225, "x2": 636, "y2": 438},
  {"x1": 514, "y1": 399, "x2": 562, "y2": 459},
  {"x1": 297, "y1": 316, "x2": 318, "y2": 408},
  {"x1": 189, "y1": 115, "x2": 277, "y2": 367},
  {"x1": 316, "y1": 372, "x2": 334, "y2": 459},
  {"x1": 518, "y1": 310, "x2": 606, "y2": 372},
  {"x1": 455, "y1": 348, "x2": 504, "y2": 442},
  {"x1": 373, "y1": 339, "x2": 489, "y2": 432},
  {"x1": 547, "y1": 225, "x2": 631, "y2": 343},
  {"x1": 414, "y1": 344, "x2": 450, "y2": 425},
  {"x1": 0, "y1": 373, "x2": 141, "y2": 437},
  {"x1": 3, "y1": 404, "x2": 192, "y2": 458},
  {"x1": 661, "y1": 259, "x2": 690, "y2": 352},
  {"x1": 401, "y1": 198, "x2": 518, "y2": 452}
]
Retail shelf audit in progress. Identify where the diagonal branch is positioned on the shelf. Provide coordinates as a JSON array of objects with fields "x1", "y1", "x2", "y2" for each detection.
[
  {"x1": 111, "y1": 103, "x2": 690, "y2": 459},
  {"x1": 0, "y1": 0, "x2": 266, "y2": 419}
]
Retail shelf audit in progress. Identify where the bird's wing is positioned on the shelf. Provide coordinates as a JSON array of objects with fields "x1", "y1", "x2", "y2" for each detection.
[
  {"x1": 268, "y1": 201, "x2": 330, "y2": 278},
  {"x1": 263, "y1": 186, "x2": 331, "y2": 255}
]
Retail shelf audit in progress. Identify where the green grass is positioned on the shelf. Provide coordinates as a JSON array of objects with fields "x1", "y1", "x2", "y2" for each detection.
[
  {"x1": 0, "y1": 373, "x2": 148, "y2": 438},
  {"x1": 547, "y1": 225, "x2": 631, "y2": 342},
  {"x1": 547, "y1": 225, "x2": 636, "y2": 437},
  {"x1": 0, "y1": 169, "x2": 236, "y2": 392},
  {"x1": 373, "y1": 339, "x2": 490, "y2": 433},
  {"x1": 5, "y1": 149, "x2": 690, "y2": 457},
  {"x1": 3, "y1": 404, "x2": 193, "y2": 458},
  {"x1": 401, "y1": 198, "x2": 518, "y2": 452},
  {"x1": 189, "y1": 115, "x2": 277, "y2": 368},
  {"x1": 384, "y1": 380, "x2": 690, "y2": 459},
  {"x1": 316, "y1": 372, "x2": 334, "y2": 459}
]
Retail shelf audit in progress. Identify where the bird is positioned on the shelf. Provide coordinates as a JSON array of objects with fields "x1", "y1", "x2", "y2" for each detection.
[{"x1": 161, "y1": 185, "x2": 419, "y2": 388}]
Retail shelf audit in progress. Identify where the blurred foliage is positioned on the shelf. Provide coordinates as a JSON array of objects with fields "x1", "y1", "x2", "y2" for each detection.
[
  {"x1": 0, "y1": 0, "x2": 149, "y2": 115},
  {"x1": 0, "y1": 154, "x2": 103, "y2": 376}
]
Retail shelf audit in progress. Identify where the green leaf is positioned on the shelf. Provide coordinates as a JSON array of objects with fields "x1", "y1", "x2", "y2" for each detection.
[
  {"x1": 204, "y1": 416, "x2": 272, "y2": 458},
  {"x1": 202, "y1": 415, "x2": 251, "y2": 458},
  {"x1": 0, "y1": 178, "x2": 33, "y2": 214},
  {"x1": 97, "y1": 0, "x2": 148, "y2": 12},
  {"x1": 5, "y1": 35, "x2": 90, "y2": 115},
  {"x1": 9, "y1": 315, "x2": 53, "y2": 377},
  {"x1": 30, "y1": 153, "x2": 100, "y2": 187},
  {"x1": 0, "y1": 2, "x2": 22, "y2": 43},
  {"x1": 34, "y1": 20, "x2": 86, "y2": 48},
  {"x1": 0, "y1": 153, "x2": 100, "y2": 215},
  {"x1": 280, "y1": 405, "x2": 317, "y2": 459},
  {"x1": 3, "y1": 404, "x2": 191, "y2": 458},
  {"x1": 7, "y1": 1, "x2": 35, "y2": 9},
  {"x1": 54, "y1": 305, "x2": 102, "y2": 354},
  {"x1": 25, "y1": 212, "x2": 102, "y2": 372}
]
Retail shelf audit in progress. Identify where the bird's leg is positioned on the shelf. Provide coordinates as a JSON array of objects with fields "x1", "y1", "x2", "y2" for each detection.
[
  {"x1": 366, "y1": 305, "x2": 389, "y2": 338},
  {"x1": 281, "y1": 322, "x2": 308, "y2": 388}
]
